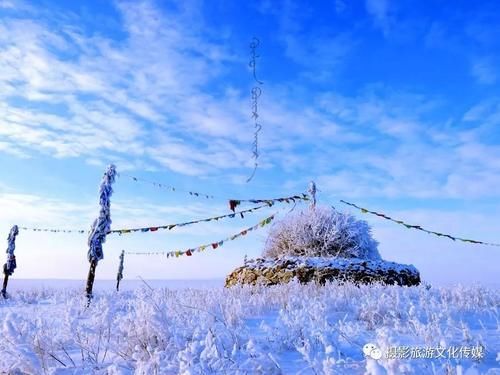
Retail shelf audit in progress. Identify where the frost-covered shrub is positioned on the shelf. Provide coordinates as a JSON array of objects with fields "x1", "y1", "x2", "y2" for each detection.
[{"x1": 263, "y1": 206, "x2": 381, "y2": 259}]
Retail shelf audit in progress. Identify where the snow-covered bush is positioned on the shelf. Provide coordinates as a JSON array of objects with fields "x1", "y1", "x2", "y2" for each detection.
[{"x1": 263, "y1": 206, "x2": 381, "y2": 259}]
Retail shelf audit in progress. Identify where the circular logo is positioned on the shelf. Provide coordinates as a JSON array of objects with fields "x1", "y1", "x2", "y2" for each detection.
[
  {"x1": 363, "y1": 343, "x2": 382, "y2": 359},
  {"x1": 370, "y1": 348, "x2": 382, "y2": 360}
]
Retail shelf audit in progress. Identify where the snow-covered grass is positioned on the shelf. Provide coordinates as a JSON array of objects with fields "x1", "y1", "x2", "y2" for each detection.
[{"x1": 0, "y1": 281, "x2": 499, "y2": 374}]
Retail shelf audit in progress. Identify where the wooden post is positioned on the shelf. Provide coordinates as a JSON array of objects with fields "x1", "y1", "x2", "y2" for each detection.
[
  {"x1": 85, "y1": 165, "x2": 117, "y2": 304},
  {"x1": 116, "y1": 250, "x2": 124, "y2": 292},
  {"x1": 2, "y1": 225, "x2": 19, "y2": 299},
  {"x1": 85, "y1": 259, "x2": 97, "y2": 302},
  {"x1": 1, "y1": 273, "x2": 9, "y2": 299}
]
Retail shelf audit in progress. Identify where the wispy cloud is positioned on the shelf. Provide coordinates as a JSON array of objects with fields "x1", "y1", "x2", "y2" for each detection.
[
  {"x1": 0, "y1": 0, "x2": 499, "y2": 201},
  {"x1": 0, "y1": 188, "x2": 264, "y2": 239},
  {"x1": 279, "y1": 88, "x2": 500, "y2": 199},
  {"x1": 365, "y1": 0, "x2": 391, "y2": 35},
  {"x1": 0, "y1": 0, "x2": 15, "y2": 9},
  {"x1": 0, "y1": 192, "x2": 95, "y2": 228},
  {"x1": 257, "y1": 0, "x2": 355, "y2": 81},
  {"x1": 0, "y1": 1, "x2": 248, "y2": 175},
  {"x1": 471, "y1": 58, "x2": 497, "y2": 85}
]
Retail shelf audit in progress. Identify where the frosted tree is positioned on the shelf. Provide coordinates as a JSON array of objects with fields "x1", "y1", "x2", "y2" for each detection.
[
  {"x1": 116, "y1": 250, "x2": 125, "y2": 292},
  {"x1": 2, "y1": 225, "x2": 19, "y2": 298},
  {"x1": 263, "y1": 206, "x2": 381, "y2": 260},
  {"x1": 85, "y1": 164, "x2": 117, "y2": 302}
]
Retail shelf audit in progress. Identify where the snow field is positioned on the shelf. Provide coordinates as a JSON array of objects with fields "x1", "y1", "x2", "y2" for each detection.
[{"x1": 0, "y1": 280, "x2": 499, "y2": 374}]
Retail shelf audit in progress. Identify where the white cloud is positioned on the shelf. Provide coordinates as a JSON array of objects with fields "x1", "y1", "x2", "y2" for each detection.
[
  {"x1": 1, "y1": 0, "x2": 308, "y2": 178},
  {"x1": 0, "y1": 141, "x2": 30, "y2": 158},
  {"x1": 471, "y1": 58, "x2": 497, "y2": 85},
  {"x1": 0, "y1": 0, "x2": 15, "y2": 8},
  {"x1": 279, "y1": 89, "x2": 500, "y2": 199},
  {"x1": 365, "y1": 0, "x2": 391, "y2": 34},
  {"x1": 0, "y1": 1, "x2": 246, "y2": 174},
  {"x1": 0, "y1": 0, "x2": 499, "y2": 202},
  {"x1": 0, "y1": 192, "x2": 94, "y2": 228}
]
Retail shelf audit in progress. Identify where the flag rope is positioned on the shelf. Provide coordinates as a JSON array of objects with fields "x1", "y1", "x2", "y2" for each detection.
[
  {"x1": 19, "y1": 227, "x2": 86, "y2": 234},
  {"x1": 227, "y1": 194, "x2": 309, "y2": 212},
  {"x1": 126, "y1": 213, "x2": 277, "y2": 258},
  {"x1": 119, "y1": 173, "x2": 216, "y2": 198},
  {"x1": 15, "y1": 195, "x2": 499, "y2": 248},
  {"x1": 18, "y1": 203, "x2": 278, "y2": 235},
  {"x1": 119, "y1": 172, "x2": 309, "y2": 205},
  {"x1": 340, "y1": 200, "x2": 500, "y2": 247},
  {"x1": 109, "y1": 203, "x2": 275, "y2": 235}
]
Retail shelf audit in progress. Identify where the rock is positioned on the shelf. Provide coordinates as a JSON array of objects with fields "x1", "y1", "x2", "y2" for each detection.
[{"x1": 225, "y1": 256, "x2": 420, "y2": 287}]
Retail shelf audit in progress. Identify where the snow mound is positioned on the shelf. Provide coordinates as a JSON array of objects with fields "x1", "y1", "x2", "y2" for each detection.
[{"x1": 225, "y1": 256, "x2": 420, "y2": 287}]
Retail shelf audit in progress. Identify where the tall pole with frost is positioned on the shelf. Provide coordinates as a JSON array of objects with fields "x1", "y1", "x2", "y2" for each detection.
[
  {"x1": 2, "y1": 225, "x2": 19, "y2": 299},
  {"x1": 85, "y1": 164, "x2": 117, "y2": 302},
  {"x1": 116, "y1": 250, "x2": 124, "y2": 292},
  {"x1": 308, "y1": 181, "x2": 317, "y2": 209}
]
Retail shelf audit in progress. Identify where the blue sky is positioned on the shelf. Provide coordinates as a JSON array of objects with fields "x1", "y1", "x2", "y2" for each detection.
[{"x1": 0, "y1": 0, "x2": 499, "y2": 284}]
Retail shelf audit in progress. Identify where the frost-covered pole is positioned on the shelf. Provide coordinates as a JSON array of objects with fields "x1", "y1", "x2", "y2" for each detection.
[
  {"x1": 85, "y1": 164, "x2": 117, "y2": 303},
  {"x1": 116, "y1": 250, "x2": 124, "y2": 292},
  {"x1": 308, "y1": 181, "x2": 317, "y2": 209},
  {"x1": 2, "y1": 225, "x2": 19, "y2": 299}
]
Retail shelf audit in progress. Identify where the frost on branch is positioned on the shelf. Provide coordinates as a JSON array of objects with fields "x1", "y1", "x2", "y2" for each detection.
[
  {"x1": 87, "y1": 164, "x2": 117, "y2": 264},
  {"x1": 4, "y1": 225, "x2": 19, "y2": 276},
  {"x1": 263, "y1": 206, "x2": 380, "y2": 260}
]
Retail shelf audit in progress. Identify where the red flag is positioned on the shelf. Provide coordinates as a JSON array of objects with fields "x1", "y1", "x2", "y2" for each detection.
[{"x1": 229, "y1": 200, "x2": 240, "y2": 212}]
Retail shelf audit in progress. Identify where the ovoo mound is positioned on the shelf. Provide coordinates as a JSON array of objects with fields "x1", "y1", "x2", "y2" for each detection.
[
  {"x1": 225, "y1": 257, "x2": 421, "y2": 287},
  {"x1": 225, "y1": 206, "x2": 421, "y2": 287}
]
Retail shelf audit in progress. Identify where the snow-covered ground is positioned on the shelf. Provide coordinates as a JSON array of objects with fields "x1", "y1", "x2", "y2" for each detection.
[
  {"x1": 7, "y1": 279, "x2": 224, "y2": 292},
  {"x1": 1, "y1": 279, "x2": 499, "y2": 374}
]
